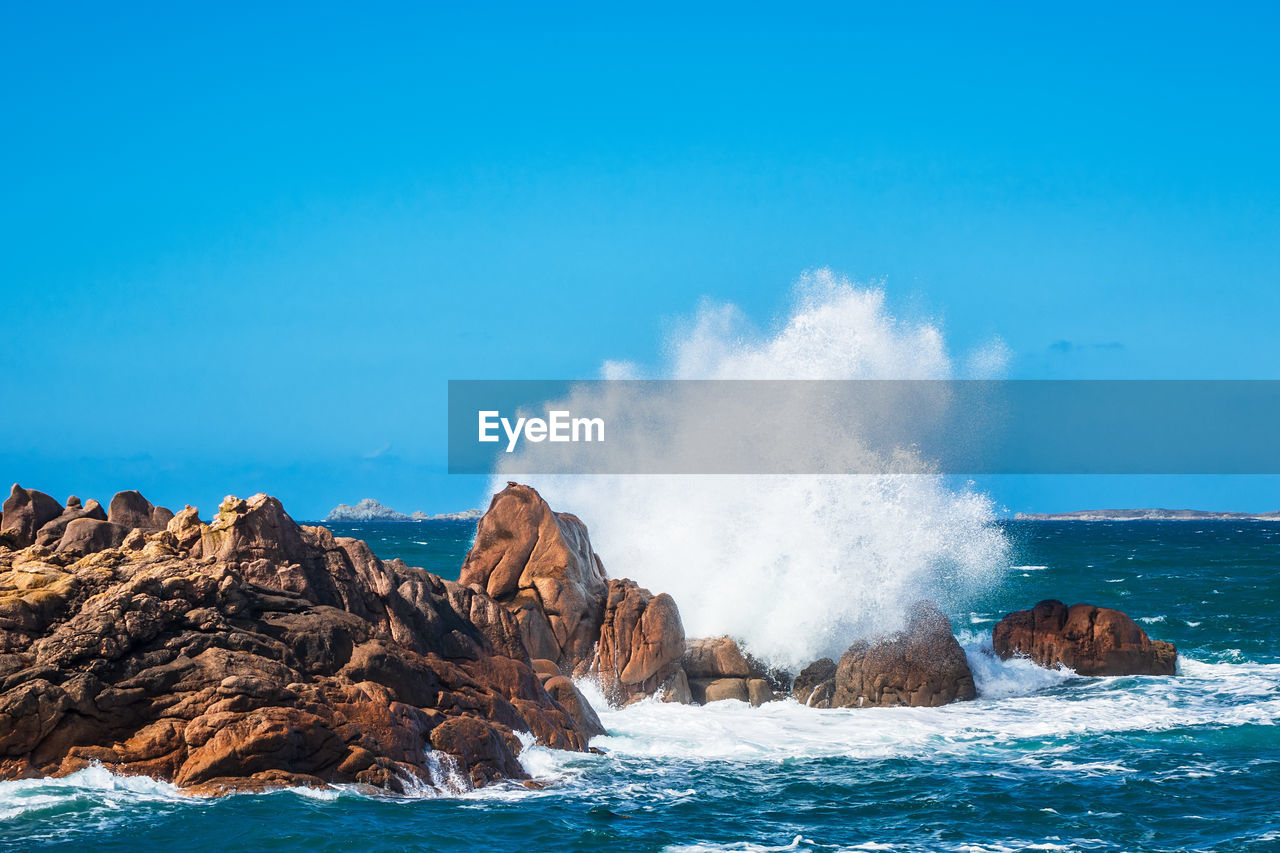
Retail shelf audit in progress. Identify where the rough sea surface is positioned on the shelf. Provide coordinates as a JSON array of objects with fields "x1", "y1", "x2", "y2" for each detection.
[{"x1": 2, "y1": 520, "x2": 1276, "y2": 852}]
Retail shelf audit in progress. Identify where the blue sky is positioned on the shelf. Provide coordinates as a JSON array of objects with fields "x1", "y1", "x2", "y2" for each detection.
[{"x1": 3, "y1": 3, "x2": 1279, "y2": 518}]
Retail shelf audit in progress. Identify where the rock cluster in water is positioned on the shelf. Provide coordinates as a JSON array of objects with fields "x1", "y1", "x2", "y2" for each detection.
[
  {"x1": 0, "y1": 480, "x2": 1181, "y2": 795},
  {"x1": 0, "y1": 484, "x2": 593, "y2": 794},
  {"x1": 992, "y1": 599, "x2": 1177, "y2": 676}
]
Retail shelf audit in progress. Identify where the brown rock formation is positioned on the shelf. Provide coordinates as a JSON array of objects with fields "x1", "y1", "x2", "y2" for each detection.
[
  {"x1": 0, "y1": 489, "x2": 594, "y2": 794},
  {"x1": 459, "y1": 483, "x2": 690, "y2": 706},
  {"x1": 590, "y1": 579, "x2": 686, "y2": 705},
  {"x1": 792, "y1": 658, "x2": 836, "y2": 707},
  {"x1": 459, "y1": 484, "x2": 608, "y2": 669},
  {"x1": 683, "y1": 636, "x2": 781, "y2": 707},
  {"x1": 819, "y1": 602, "x2": 976, "y2": 708},
  {"x1": 33, "y1": 498, "x2": 107, "y2": 549},
  {"x1": 106, "y1": 490, "x2": 174, "y2": 532},
  {"x1": 1, "y1": 485, "x2": 64, "y2": 549},
  {"x1": 992, "y1": 599, "x2": 1177, "y2": 676}
]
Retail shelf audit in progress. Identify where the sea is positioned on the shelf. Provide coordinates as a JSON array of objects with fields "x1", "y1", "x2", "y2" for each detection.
[{"x1": 2, "y1": 519, "x2": 1276, "y2": 852}]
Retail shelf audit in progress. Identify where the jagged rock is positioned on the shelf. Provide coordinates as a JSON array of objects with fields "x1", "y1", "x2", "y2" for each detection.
[
  {"x1": 1, "y1": 485, "x2": 64, "y2": 549},
  {"x1": 107, "y1": 490, "x2": 172, "y2": 532},
  {"x1": 793, "y1": 658, "x2": 837, "y2": 707},
  {"x1": 993, "y1": 599, "x2": 1177, "y2": 676},
  {"x1": 830, "y1": 602, "x2": 976, "y2": 708},
  {"x1": 34, "y1": 499, "x2": 107, "y2": 548},
  {"x1": 460, "y1": 483, "x2": 690, "y2": 707},
  {"x1": 0, "y1": 488, "x2": 591, "y2": 794},
  {"x1": 459, "y1": 484, "x2": 608, "y2": 670},
  {"x1": 590, "y1": 579, "x2": 686, "y2": 705}
]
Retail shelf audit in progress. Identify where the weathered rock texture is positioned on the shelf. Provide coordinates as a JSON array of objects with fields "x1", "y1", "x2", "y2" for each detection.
[
  {"x1": 800, "y1": 602, "x2": 976, "y2": 709},
  {"x1": 459, "y1": 484, "x2": 608, "y2": 668},
  {"x1": 792, "y1": 658, "x2": 837, "y2": 707},
  {"x1": 459, "y1": 484, "x2": 689, "y2": 706},
  {"x1": 683, "y1": 636, "x2": 780, "y2": 707},
  {"x1": 591, "y1": 579, "x2": 686, "y2": 705},
  {"x1": 0, "y1": 487, "x2": 593, "y2": 794},
  {"x1": 992, "y1": 599, "x2": 1177, "y2": 676},
  {"x1": 1, "y1": 486, "x2": 65, "y2": 550}
]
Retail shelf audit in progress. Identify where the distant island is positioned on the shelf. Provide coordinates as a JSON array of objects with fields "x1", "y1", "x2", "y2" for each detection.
[
  {"x1": 324, "y1": 498, "x2": 483, "y2": 523},
  {"x1": 1015, "y1": 508, "x2": 1280, "y2": 521}
]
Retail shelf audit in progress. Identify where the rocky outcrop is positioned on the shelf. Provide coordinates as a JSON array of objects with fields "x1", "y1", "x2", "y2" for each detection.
[
  {"x1": 1, "y1": 486, "x2": 64, "y2": 549},
  {"x1": 459, "y1": 484, "x2": 608, "y2": 669},
  {"x1": 590, "y1": 579, "x2": 686, "y2": 705},
  {"x1": 992, "y1": 599, "x2": 1177, "y2": 676},
  {"x1": 459, "y1": 484, "x2": 690, "y2": 706},
  {"x1": 799, "y1": 602, "x2": 976, "y2": 709},
  {"x1": 55, "y1": 518, "x2": 127, "y2": 554},
  {"x1": 0, "y1": 488, "x2": 594, "y2": 795},
  {"x1": 33, "y1": 498, "x2": 107, "y2": 549},
  {"x1": 683, "y1": 636, "x2": 780, "y2": 707},
  {"x1": 792, "y1": 658, "x2": 836, "y2": 707},
  {"x1": 106, "y1": 490, "x2": 173, "y2": 532},
  {"x1": 1, "y1": 485, "x2": 174, "y2": 555}
]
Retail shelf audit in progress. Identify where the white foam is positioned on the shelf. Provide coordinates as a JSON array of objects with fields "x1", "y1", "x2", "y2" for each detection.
[
  {"x1": 499, "y1": 272, "x2": 1010, "y2": 670},
  {"x1": 0, "y1": 762, "x2": 188, "y2": 821},
  {"x1": 578, "y1": 656, "x2": 1280, "y2": 768}
]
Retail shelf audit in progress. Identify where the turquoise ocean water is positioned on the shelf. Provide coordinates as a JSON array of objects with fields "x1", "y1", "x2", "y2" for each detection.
[{"x1": 2, "y1": 520, "x2": 1276, "y2": 852}]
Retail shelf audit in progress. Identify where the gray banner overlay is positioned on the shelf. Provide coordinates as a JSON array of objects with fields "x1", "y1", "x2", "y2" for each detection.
[{"x1": 448, "y1": 380, "x2": 1280, "y2": 475}]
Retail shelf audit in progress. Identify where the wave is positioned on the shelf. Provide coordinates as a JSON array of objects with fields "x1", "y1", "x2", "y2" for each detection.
[
  {"x1": 500, "y1": 272, "x2": 1011, "y2": 670},
  {"x1": 2, "y1": 653, "x2": 1275, "y2": 823},
  {"x1": 582, "y1": 652, "x2": 1280, "y2": 767}
]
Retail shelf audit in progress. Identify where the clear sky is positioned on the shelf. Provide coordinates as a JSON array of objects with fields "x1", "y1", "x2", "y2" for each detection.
[{"x1": 3, "y1": 3, "x2": 1279, "y2": 519}]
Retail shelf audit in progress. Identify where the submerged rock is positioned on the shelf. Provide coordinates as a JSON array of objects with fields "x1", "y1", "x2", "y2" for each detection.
[
  {"x1": 992, "y1": 599, "x2": 1177, "y2": 676},
  {"x1": 0, "y1": 488, "x2": 594, "y2": 794}
]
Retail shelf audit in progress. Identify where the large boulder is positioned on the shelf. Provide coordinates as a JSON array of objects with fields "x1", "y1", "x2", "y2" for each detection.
[
  {"x1": 1, "y1": 485, "x2": 64, "y2": 549},
  {"x1": 0, "y1": 488, "x2": 592, "y2": 794},
  {"x1": 459, "y1": 484, "x2": 608, "y2": 670},
  {"x1": 55, "y1": 518, "x2": 128, "y2": 554},
  {"x1": 459, "y1": 483, "x2": 691, "y2": 707},
  {"x1": 107, "y1": 490, "x2": 174, "y2": 532},
  {"x1": 826, "y1": 601, "x2": 976, "y2": 708},
  {"x1": 992, "y1": 599, "x2": 1177, "y2": 676},
  {"x1": 33, "y1": 499, "x2": 107, "y2": 548},
  {"x1": 683, "y1": 636, "x2": 780, "y2": 707},
  {"x1": 589, "y1": 579, "x2": 687, "y2": 705}
]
